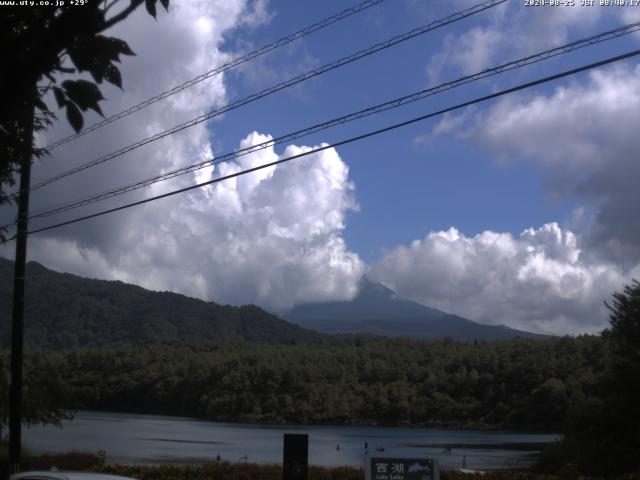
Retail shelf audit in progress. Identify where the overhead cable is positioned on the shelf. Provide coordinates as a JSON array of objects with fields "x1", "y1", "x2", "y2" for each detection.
[
  {"x1": 24, "y1": 48, "x2": 640, "y2": 237},
  {"x1": 26, "y1": 21, "x2": 640, "y2": 221},
  {"x1": 44, "y1": 0, "x2": 388, "y2": 151},
  {"x1": 26, "y1": 0, "x2": 506, "y2": 195}
]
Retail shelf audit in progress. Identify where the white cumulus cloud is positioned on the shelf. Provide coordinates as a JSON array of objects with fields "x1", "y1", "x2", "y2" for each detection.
[
  {"x1": 369, "y1": 223, "x2": 638, "y2": 335},
  {"x1": 473, "y1": 63, "x2": 640, "y2": 265},
  {"x1": 427, "y1": 2, "x2": 604, "y2": 83},
  {"x1": 0, "y1": 0, "x2": 364, "y2": 312}
]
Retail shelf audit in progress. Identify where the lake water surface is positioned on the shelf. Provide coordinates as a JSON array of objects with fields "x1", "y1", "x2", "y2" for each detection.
[{"x1": 24, "y1": 411, "x2": 559, "y2": 471}]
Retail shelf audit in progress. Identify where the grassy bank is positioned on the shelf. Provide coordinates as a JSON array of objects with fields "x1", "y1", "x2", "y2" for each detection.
[
  {"x1": 95, "y1": 464, "x2": 640, "y2": 480},
  {"x1": 2, "y1": 451, "x2": 640, "y2": 480}
]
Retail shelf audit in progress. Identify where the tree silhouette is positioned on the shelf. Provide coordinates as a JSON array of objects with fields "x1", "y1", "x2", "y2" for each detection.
[
  {"x1": 558, "y1": 280, "x2": 640, "y2": 476},
  {"x1": 0, "y1": 0, "x2": 169, "y2": 238},
  {"x1": 606, "y1": 280, "x2": 640, "y2": 361},
  {"x1": 0, "y1": 1, "x2": 170, "y2": 470},
  {"x1": 601, "y1": 280, "x2": 640, "y2": 474}
]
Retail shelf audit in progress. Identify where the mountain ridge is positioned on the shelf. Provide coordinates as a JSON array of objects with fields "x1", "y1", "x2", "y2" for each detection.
[
  {"x1": 0, "y1": 257, "x2": 329, "y2": 349},
  {"x1": 284, "y1": 275, "x2": 548, "y2": 341},
  {"x1": 0, "y1": 258, "x2": 547, "y2": 348}
]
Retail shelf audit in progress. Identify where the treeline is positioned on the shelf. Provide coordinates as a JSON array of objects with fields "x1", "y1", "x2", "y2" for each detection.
[{"x1": 2, "y1": 336, "x2": 606, "y2": 430}]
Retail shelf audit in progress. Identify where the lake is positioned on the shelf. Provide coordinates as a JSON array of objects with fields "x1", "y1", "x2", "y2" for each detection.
[{"x1": 24, "y1": 411, "x2": 559, "y2": 471}]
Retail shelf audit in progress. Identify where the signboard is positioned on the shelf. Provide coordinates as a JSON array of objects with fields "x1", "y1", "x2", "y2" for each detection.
[
  {"x1": 283, "y1": 433, "x2": 308, "y2": 480},
  {"x1": 367, "y1": 457, "x2": 439, "y2": 480}
]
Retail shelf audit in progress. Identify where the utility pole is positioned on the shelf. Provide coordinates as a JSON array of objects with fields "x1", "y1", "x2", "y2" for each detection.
[{"x1": 9, "y1": 94, "x2": 36, "y2": 474}]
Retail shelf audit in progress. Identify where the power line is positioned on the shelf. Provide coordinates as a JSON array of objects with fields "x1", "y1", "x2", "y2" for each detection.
[
  {"x1": 25, "y1": 0, "x2": 506, "y2": 196},
  {"x1": 43, "y1": 0, "x2": 388, "y2": 152},
  {"x1": 25, "y1": 49, "x2": 640, "y2": 237},
  {"x1": 25, "y1": 21, "x2": 640, "y2": 221}
]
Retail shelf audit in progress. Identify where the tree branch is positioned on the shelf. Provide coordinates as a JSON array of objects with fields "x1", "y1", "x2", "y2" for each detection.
[
  {"x1": 101, "y1": 0, "x2": 144, "y2": 31},
  {"x1": 104, "y1": 0, "x2": 122, "y2": 15}
]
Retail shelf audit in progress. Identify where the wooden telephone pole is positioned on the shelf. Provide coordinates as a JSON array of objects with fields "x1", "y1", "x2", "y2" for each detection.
[{"x1": 9, "y1": 95, "x2": 36, "y2": 474}]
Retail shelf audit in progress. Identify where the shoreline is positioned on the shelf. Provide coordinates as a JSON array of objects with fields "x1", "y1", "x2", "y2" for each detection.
[
  {"x1": 401, "y1": 442, "x2": 551, "y2": 451},
  {"x1": 21, "y1": 411, "x2": 557, "y2": 472},
  {"x1": 3, "y1": 452, "x2": 620, "y2": 480},
  {"x1": 68, "y1": 409, "x2": 562, "y2": 434}
]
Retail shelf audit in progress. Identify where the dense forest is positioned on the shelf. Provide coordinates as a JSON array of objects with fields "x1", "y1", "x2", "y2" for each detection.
[
  {"x1": 1, "y1": 258, "x2": 637, "y2": 475},
  {"x1": 1, "y1": 336, "x2": 606, "y2": 431}
]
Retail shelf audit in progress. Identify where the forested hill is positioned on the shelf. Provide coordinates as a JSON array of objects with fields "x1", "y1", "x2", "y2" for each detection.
[
  {"x1": 3, "y1": 336, "x2": 606, "y2": 430},
  {"x1": 0, "y1": 258, "x2": 328, "y2": 349}
]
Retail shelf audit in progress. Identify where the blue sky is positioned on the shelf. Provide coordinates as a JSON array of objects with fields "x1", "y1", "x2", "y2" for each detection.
[
  {"x1": 212, "y1": 0, "x2": 632, "y2": 259},
  {"x1": 2, "y1": 0, "x2": 640, "y2": 334}
]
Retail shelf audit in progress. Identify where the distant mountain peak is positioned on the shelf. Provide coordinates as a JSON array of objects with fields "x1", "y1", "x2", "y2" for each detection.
[
  {"x1": 359, "y1": 274, "x2": 390, "y2": 289},
  {"x1": 285, "y1": 274, "x2": 549, "y2": 342},
  {"x1": 0, "y1": 257, "x2": 550, "y2": 346},
  {"x1": 358, "y1": 276, "x2": 403, "y2": 300}
]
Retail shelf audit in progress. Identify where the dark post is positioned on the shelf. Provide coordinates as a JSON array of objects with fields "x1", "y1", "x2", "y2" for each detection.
[
  {"x1": 9, "y1": 95, "x2": 35, "y2": 474},
  {"x1": 283, "y1": 433, "x2": 308, "y2": 480}
]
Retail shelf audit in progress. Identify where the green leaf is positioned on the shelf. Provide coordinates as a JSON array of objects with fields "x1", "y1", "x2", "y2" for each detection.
[
  {"x1": 145, "y1": 0, "x2": 157, "y2": 19},
  {"x1": 159, "y1": 0, "x2": 169, "y2": 11},
  {"x1": 105, "y1": 36, "x2": 135, "y2": 58},
  {"x1": 35, "y1": 98, "x2": 50, "y2": 114},
  {"x1": 52, "y1": 87, "x2": 66, "y2": 109},
  {"x1": 104, "y1": 64, "x2": 123, "y2": 89},
  {"x1": 62, "y1": 80, "x2": 104, "y2": 117},
  {"x1": 65, "y1": 101, "x2": 83, "y2": 133},
  {"x1": 67, "y1": 42, "x2": 94, "y2": 73},
  {"x1": 67, "y1": 36, "x2": 135, "y2": 83}
]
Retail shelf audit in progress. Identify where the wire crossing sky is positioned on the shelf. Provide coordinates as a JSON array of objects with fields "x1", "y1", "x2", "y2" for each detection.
[
  {"x1": 43, "y1": 0, "x2": 388, "y2": 152},
  {"x1": 3, "y1": 0, "x2": 640, "y2": 334},
  {"x1": 26, "y1": 49, "x2": 640, "y2": 236},
  {"x1": 22, "y1": 21, "x2": 640, "y2": 223},
  {"x1": 25, "y1": 0, "x2": 506, "y2": 195}
]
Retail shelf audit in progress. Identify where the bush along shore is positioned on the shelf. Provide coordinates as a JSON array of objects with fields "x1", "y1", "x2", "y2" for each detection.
[
  {"x1": 1, "y1": 336, "x2": 606, "y2": 431},
  {"x1": 3, "y1": 451, "x2": 640, "y2": 480}
]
